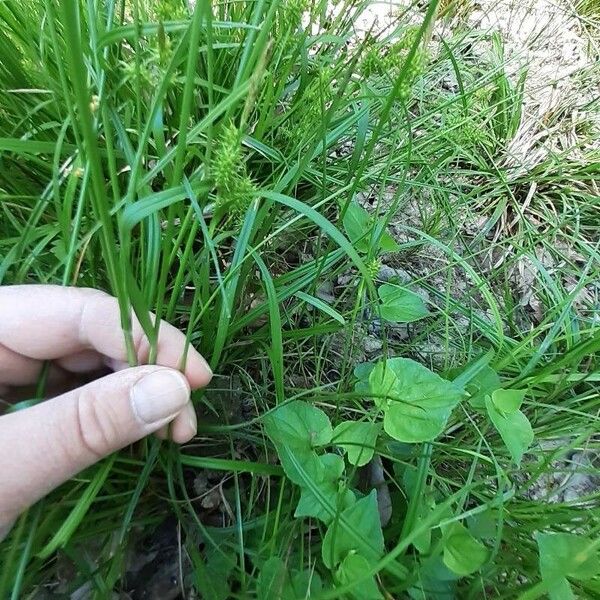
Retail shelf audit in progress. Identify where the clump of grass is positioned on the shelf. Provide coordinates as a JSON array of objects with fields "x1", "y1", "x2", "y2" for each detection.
[{"x1": 1, "y1": 0, "x2": 599, "y2": 598}]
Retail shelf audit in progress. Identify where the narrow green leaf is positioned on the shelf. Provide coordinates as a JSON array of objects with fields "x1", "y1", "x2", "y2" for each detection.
[
  {"x1": 38, "y1": 457, "x2": 114, "y2": 559},
  {"x1": 296, "y1": 290, "x2": 345, "y2": 325},
  {"x1": 262, "y1": 191, "x2": 374, "y2": 290},
  {"x1": 179, "y1": 455, "x2": 283, "y2": 476}
]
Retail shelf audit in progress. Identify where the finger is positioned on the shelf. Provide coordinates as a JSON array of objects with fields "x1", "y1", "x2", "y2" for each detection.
[
  {"x1": 56, "y1": 350, "x2": 105, "y2": 373},
  {"x1": 154, "y1": 403, "x2": 196, "y2": 443},
  {"x1": 0, "y1": 343, "x2": 43, "y2": 386},
  {"x1": 169, "y1": 402, "x2": 197, "y2": 444},
  {"x1": 0, "y1": 366, "x2": 196, "y2": 528},
  {"x1": 0, "y1": 286, "x2": 211, "y2": 389},
  {"x1": 155, "y1": 423, "x2": 170, "y2": 440},
  {"x1": 0, "y1": 344, "x2": 68, "y2": 392}
]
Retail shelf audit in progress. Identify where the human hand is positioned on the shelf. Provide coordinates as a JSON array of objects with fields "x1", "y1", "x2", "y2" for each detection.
[{"x1": 0, "y1": 285, "x2": 212, "y2": 539}]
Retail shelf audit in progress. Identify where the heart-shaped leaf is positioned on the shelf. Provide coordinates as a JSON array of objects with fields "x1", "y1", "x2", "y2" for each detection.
[
  {"x1": 295, "y1": 454, "x2": 355, "y2": 523},
  {"x1": 342, "y1": 200, "x2": 399, "y2": 254},
  {"x1": 369, "y1": 359, "x2": 464, "y2": 443},
  {"x1": 336, "y1": 553, "x2": 383, "y2": 599},
  {"x1": 284, "y1": 570, "x2": 323, "y2": 599},
  {"x1": 491, "y1": 388, "x2": 526, "y2": 414},
  {"x1": 322, "y1": 490, "x2": 384, "y2": 569},
  {"x1": 485, "y1": 397, "x2": 533, "y2": 466},
  {"x1": 264, "y1": 402, "x2": 332, "y2": 485},
  {"x1": 332, "y1": 421, "x2": 381, "y2": 466},
  {"x1": 264, "y1": 401, "x2": 332, "y2": 451},
  {"x1": 257, "y1": 557, "x2": 288, "y2": 600},
  {"x1": 378, "y1": 283, "x2": 429, "y2": 323},
  {"x1": 465, "y1": 365, "x2": 501, "y2": 410},
  {"x1": 442, "y1": 522, "x2": 488, "y2": 576},
  {"x1": 536, "y1": 532, "x2": 600, "y2": 600},
  {"x1": 537, "y1": 532, "x2": 600, "y2": 580}
]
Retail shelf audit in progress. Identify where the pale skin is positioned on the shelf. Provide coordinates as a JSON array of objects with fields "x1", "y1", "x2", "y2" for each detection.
[{"x1": 0, "y1": 285, "x2": 213, "y2": 540}]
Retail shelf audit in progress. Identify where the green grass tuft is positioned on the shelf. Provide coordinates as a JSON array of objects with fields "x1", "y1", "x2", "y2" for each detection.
[{"x1": 1, "y1": 0, "x2": 599, "y2": 598}]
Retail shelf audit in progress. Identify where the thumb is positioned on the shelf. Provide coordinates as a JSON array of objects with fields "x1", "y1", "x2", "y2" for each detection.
[{"x1": 0, "y1": 366, "x2": 195, "y2": 529}]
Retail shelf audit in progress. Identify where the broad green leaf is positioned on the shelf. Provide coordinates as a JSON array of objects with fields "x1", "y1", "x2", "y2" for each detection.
[
  {"x1": 283, "y1": 570, "x2": 323, "y2": 599},
  {"x1": 355, "y1": 362, "x2": 376, "y2": 395},
  {"x1": 354, "y1": 361, "x2": 375, "y2": 381},
  {"x1": 413, "y1": 497, "x2": 437, "y2": 554},
  {"x1": 257, "y1": 557, "x2": 287, "y2": 600},
  {"x1": 442, "y1": 522, "x2": 488, "y2": 576},
  {"x1": 485, "y1": 397, "x2": 533, "y2": 466},
  {"x1": 378, "y1": 284, "x2": 429, "y2": 323},
  {"x1": 322, "y1": 490, "x2": 384, "y2": 569},
  {"x1": 270, "y1": 442, "x2": 321, "y2": 486},
  {"x1": 342, "y1": 200, "x2": 399, "y2": 254},
  {"x1": 195, "y1": 546, "x2": 237, "y2": 600},
  {"x1": 295, "y1": 454, "x2": 355, "y2": 524},
  {"x1": 379, "y1": 229, "x2": 401, "y2": 253},
  {"x1": 542, "y1": 576, "x2": 574, "y2": 600},
  {"x1": 408, "y1": 556, "x2": 457, "y2": 600},
  {"x1": 342, "y1": 201, "x2": 374, "y2": 253},
  {"x1": 264, "y1": 401, "x2": 332, "y2": 451},
  {"x1": 536, "y1": 532, "x2": 600, "y2": 582},
  {"x1": 370, "y1": 359, "x2": 464, "y2": 443},
  {"x1": 369, "y1": 361, "x2": 401, "y2": 409},
  {"x1": 465, "y1": 365, "x2": 501, "y2": 410},
  {"x1": 332, "y1": 421, "x2": 380, "y2": 466},
  {"x1": 384, "y1": 403, "x2": 452, "y2": 444},
  {"x1": 336, "y1": 553, "x2": 383, "y2": 599},
  {"x1": 491, "y1": 388, "x2": 526, "y2": 414},
  {"x1": 264, "y1": 402, "x2": 333, "y2": 485},
  {"x1": 467, "y1": 509, "x2": 497, "y2": 540}
]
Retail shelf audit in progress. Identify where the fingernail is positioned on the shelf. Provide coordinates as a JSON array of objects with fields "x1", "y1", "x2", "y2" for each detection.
[
  {"x1": 187, "y1": 403, "x2": 198, "y2": 434},
  {"x1": 201, "y1": 356, "x2": 213, "y2": 378},
  {"x1": 131, "y1": 370, "x2": 190, "y2": 425}
]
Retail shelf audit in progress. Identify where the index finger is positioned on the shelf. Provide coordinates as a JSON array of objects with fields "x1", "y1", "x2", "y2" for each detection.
[{"x1": 0, "y1": 285, "x2": 212, "y2": 389}]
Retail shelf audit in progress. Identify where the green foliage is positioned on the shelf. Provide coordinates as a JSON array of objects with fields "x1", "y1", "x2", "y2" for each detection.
[
  {"x1": 536, "y1": 532, "x2": 600, "y2": 600},
  {"x1": 360, "y1": 27, "x2": 427, "y2": 99},
  {"x1": 342, "y1": 200, "x2": 400, "y2": 254},
  {"x1": 377, "y1": 283, "x2": 429, "y2": 323},
  {"x1": 1, "y1": 0, "x2": 599, "y2": 597},
  {"x1": 264, "y1": 402, "x2": 384, "y2": 592},
  {"x1": 485, "y1": 389, "x2": 533, "y2": 466},
  {"x1": 257, "y1": 557, "x2": 323, "y2": 599},
  {"x1": 294, "y1": 453, "x2": 355, "y2": 523},
  {"x1": 322, "y1": 491, "x2": 384, "y2": 568},
  {"x1": 336, "y1": 553, "x2": 383, "y2": 599},
  {"x1": 442, "y1": 522, "x2": 488, "y2": 576},
  {"x1": 466, "y1": 365, "x2": 502, "y2": 410},
  {"x1": 332, "y1": 421, "x2": 380, "y2": 466},
  {"x1": 264, "y1": 401, "x2": 332, "y2": 451},
  {"x1": 264, "y1": 401, "x2": 332, "y2": 484},
  {"x1": 367, "y1": 358, "x2": 464, "y2": 442}
]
